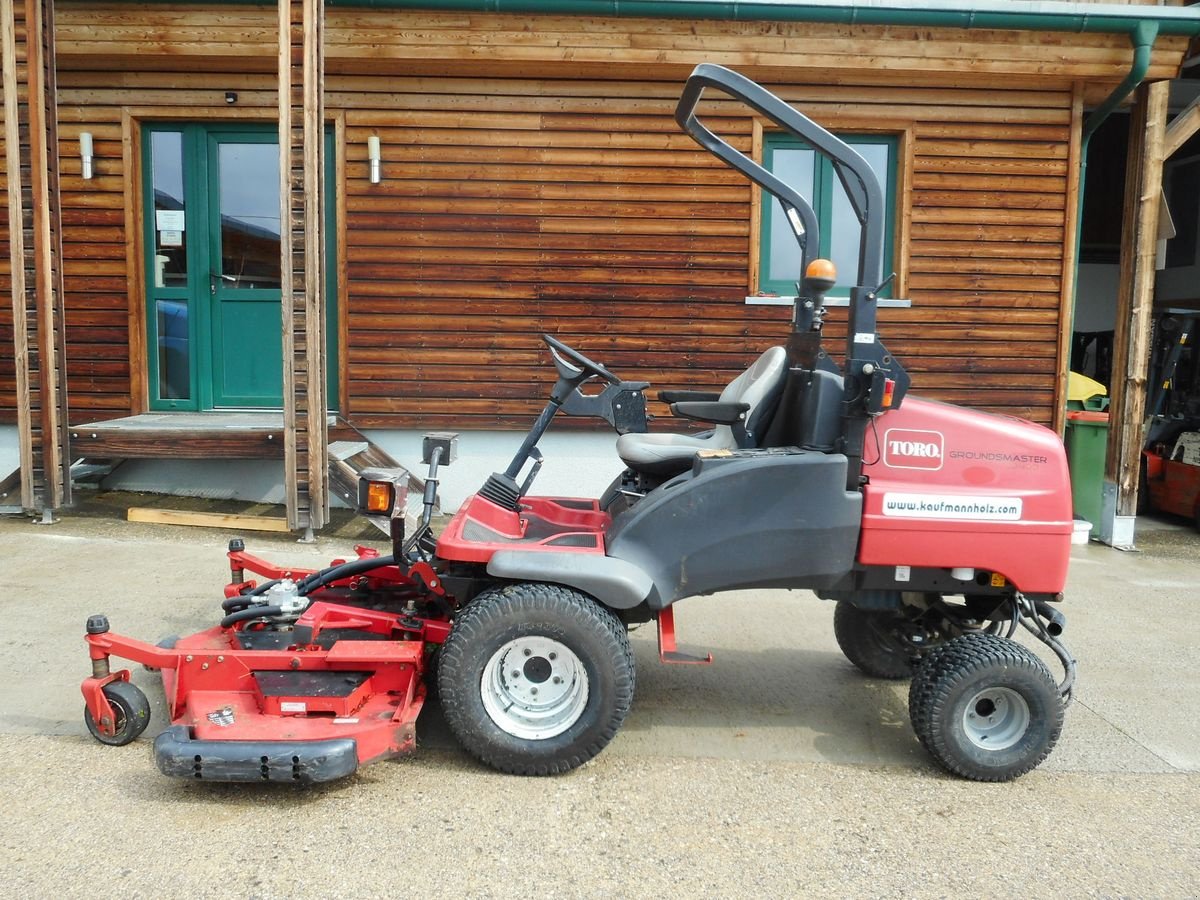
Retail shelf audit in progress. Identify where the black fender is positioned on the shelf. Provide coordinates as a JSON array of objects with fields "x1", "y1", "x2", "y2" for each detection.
[{"x1": 486, "y1": 550, "x2": 654, "y2": 610}]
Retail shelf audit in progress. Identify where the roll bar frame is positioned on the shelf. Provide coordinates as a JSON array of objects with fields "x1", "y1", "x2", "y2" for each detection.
[{"x1": 674, "y1": 62, "x2": 886, "y2": 294}]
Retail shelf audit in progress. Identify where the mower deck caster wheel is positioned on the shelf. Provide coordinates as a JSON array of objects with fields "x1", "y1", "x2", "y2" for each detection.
[
  {"x1": 84, "y1": 680, "x2": 152, "y2": 747},
  {"x1": 909, "y1": 633, "x2": 1063, "y2": 782},
  {"x1": 833, "y1": 600, "x2": 916, "y2": 679},
  {"x1": 438, "y1": 582, "x2": 635, "y2": 776}
]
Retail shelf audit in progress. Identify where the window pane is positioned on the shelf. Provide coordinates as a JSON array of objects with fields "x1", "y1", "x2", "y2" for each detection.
[
  {"x1": 157, "y1": 298, "x2": 189, "y2": 400},
  {"x1": 151, "y1": 132, "x2": 188, "y2": 288},
  {"x1": 219, "y1": 143, "x2": 281, "y2": 288},
  {"x1": 830, "y1": 143, "x2": 891, "y2": 288},
  {"x1": 767, "y1": 148, "x2": 815, "y2": 284}
]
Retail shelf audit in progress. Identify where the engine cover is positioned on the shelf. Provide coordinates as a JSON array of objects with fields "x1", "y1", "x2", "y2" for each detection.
[{"x1": 858, "y1": 397, "x2": 1073, "y2": 594}]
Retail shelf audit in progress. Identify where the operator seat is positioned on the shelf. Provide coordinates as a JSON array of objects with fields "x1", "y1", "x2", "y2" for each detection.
[{"x1": 615, "y1": 346, "x2": 788, "y2": 477}]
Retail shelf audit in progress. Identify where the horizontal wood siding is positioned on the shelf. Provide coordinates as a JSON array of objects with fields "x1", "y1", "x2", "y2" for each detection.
[
  {"x1": 0, "y1": 4, "x2": 1184, "y2": 431},
  {"x1": 340, "y1": 77, "x2": 1073, "y2": 427}
]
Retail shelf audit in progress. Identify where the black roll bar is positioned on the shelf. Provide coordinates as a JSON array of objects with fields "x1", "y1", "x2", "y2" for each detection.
[{"x1": 674, "y1": 63, "x2": 885, "y2": 293}]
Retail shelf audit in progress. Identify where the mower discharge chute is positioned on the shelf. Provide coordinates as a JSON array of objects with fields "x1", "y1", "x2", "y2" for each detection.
[{"x1": 82, "y1": 64, "x2": 1076, "y2": 784}]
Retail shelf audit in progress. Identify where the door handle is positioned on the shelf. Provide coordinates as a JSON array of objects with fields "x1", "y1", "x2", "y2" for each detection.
[{"x1": 210, "y1": 272, "x2": 238, "y2": 283}]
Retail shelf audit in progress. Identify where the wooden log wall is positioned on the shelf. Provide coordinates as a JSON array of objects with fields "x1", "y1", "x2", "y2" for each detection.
[
  {"x1": 4, "y1": 4, "x2": 1187, "y2": 436},
  {"x1": 341, "y1": 75, "x2": 1086, "y2": 427}
]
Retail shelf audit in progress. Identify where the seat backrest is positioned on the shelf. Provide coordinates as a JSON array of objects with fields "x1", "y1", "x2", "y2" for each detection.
[{"x1": 717, "y1": 345, "x2": 788, "y2": 447}]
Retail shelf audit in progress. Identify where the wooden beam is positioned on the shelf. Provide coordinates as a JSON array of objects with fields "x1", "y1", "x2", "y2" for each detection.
[
  {"x1": 279, "y1": 0, "x2": 329, "y2": 535},
  {"x1": 127, "y1": 507, "x2": 291, "y2": 533},
  {"x1": 27, "y1": 0, "x2": 72, "y2": 511},
  {"x1": 1053, "y1": 85, "x2": 1084, "y2": 437},
  {"x1": 0, "y1": 0, "x2": 72, "y2": 514},
  {"x1": 1163, "y1": 94, "x2": 1200, "y2": 161},
  {"x1": 1, "y1": 0, "x2": 34, "y2": 508},
  {"x1": 1101, "y1": 80, "x2": 1169, "y2": 547}
]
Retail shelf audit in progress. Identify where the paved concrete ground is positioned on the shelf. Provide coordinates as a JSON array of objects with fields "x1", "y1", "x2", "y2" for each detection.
[{"x1": 0, "y1": 496, "x2": 1197, "y2": 897}]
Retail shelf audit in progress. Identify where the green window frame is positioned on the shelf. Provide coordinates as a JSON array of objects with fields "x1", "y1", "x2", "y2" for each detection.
[{"x1": 759, "y1": 132, "x2": 898, "y2": 297}]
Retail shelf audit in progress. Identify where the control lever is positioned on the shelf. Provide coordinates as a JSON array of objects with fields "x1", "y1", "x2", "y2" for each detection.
[{"x1": 868, "y1": 272, "x2": 896, "y2": 298}]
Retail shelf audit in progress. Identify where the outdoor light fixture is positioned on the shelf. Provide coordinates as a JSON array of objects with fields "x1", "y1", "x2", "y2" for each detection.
[
  {"x1": 367, "y1": 135, "x2": 381, "y2": 184},
  {"x1": 79, "y1": 132, "x2": 94, "y2": 180}
]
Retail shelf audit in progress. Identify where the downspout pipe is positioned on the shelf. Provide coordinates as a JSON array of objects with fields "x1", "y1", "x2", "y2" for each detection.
[{"x1": 1066, "y1": 21, "x2": 1158, "y2": 396}]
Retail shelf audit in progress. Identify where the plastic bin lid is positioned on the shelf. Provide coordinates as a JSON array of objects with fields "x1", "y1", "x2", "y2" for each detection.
[
  {"x1": 1065, "y1": 410, "x2": 1110, "y2": 423},
  {"x1": 1067, "y1": 371, "x2": 1108, "y2": 403}
]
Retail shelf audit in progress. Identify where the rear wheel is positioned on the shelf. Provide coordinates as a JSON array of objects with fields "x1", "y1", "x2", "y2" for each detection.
[
  {"x1": 833, "y1": 600, "x2": 917, "y2": 679},
  {"x1": 438, "y1": 582, "x2": 635, "y2": 775},
  {"x1": 909, "y1": 633, "x2": 1063, "y2": 782}
]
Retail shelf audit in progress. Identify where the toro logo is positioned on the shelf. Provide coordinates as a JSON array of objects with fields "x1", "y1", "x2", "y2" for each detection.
[{"x1": 883, "y1": 428, "x2": 945, "y2": 471}]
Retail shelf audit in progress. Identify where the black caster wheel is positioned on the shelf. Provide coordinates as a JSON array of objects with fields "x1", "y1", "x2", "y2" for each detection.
[{"x1": 84, "y1": 680, "x2": 152, "y2": 747}]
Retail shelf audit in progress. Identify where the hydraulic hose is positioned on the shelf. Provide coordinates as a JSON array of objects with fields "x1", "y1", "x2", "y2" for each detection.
[
  {"x1": 1032, "y1": 599, "x2": 1066, "y2": 637},
  {"x1": 221, "y1": 605, "x2": 283, "y2": 629},
  {"x1": 296, "y1": 554, "x2": 396, "y2": 595},
  {"x1": 220, "y1": 555, "x2": 397, "y2": 619}
]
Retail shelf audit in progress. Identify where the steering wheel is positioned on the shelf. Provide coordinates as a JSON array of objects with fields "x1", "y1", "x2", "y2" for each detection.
[{"x1": 542, "y1": 334, "x2": 621, "y2": 386}]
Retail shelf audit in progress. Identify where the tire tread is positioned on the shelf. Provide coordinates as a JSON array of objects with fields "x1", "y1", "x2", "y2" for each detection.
[
  {"x1": 438, "y1": 582, "x2": 635, "y2": 776},
  {"x1": 909, "y1": 633, "x2": 1063, "y2": 782}
]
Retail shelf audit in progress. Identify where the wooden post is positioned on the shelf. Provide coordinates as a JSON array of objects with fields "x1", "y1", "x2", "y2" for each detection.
[
  {"x1": 278, "y1": 0, "x2": 328, "y2": 535},
  {"x1": 0, "y1": 0, "x2": 71, "y2": 516},
  {"x1": 1099, "y1": 80, "x2": 1169, "y2": 548},
  {"x1": 1054, "y1": 86, "x2": 1085, "y2": 438},
  {"x1": 1164, "y1": 95, "x2": 1200, "y2": 162}
]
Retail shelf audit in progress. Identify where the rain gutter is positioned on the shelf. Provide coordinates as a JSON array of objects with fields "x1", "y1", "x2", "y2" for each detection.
[{"x1": 328, "y1": 0, "x2": 1200, "y2": 36}]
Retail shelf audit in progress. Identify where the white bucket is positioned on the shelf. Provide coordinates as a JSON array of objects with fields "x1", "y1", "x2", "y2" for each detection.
[{"x1": 1071, "y1": 519, "x2": 1092, "y2": 545}]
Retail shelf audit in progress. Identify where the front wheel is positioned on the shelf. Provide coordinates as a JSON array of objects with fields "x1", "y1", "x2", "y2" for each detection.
[
  {"x1": 909, "y1": 633, "x2": 1063, "y2": 782},
  {"x1": 84, "y1": 680, "x2": 152, "y2": 746},
  {"x1": 438, "y1": 582, "x2": 635, "y2": 775}
]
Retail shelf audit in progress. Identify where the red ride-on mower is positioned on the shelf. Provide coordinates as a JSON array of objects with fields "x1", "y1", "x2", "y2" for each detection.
[{"x1": 82, "y1": 65, "x2": 1076, "y2": 784}]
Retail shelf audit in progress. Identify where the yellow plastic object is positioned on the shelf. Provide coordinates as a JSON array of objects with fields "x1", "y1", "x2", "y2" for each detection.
[{"x1": 1067, "y1": 371, "x2": 1107, "y2": 403}]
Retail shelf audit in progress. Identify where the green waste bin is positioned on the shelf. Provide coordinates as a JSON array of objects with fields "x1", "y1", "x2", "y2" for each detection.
[{"x1": 1064, "y1": 409, "x2": 1109, "y2": 527}]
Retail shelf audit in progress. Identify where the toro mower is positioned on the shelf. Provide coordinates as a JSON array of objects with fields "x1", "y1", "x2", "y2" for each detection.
[{"x1": 82, "y1": 64, "x2": 1076, "y2": 784}]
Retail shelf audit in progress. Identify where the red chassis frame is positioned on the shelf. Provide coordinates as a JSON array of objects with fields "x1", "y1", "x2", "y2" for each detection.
[{"x1": 82, "y1": 548, "x2": 450, "y2": 781}]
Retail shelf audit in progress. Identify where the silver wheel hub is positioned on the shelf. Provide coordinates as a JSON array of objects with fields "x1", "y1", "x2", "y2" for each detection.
[
  {"x1": 962, "y1": 686, "x2": 1030, "y2": 751},
  {"x1": 480, "y1": 636, "x2": 589, "y2": 740}
]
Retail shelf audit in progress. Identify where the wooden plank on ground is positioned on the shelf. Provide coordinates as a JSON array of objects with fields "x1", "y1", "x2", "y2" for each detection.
[{"x1": 127, "y1": 507, "x2": 291, "y2": 533}]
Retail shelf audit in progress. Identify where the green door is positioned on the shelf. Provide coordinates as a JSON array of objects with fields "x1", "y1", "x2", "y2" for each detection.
[{"x1": 144, "y1": 124, "x2": 337, "y2": 410}]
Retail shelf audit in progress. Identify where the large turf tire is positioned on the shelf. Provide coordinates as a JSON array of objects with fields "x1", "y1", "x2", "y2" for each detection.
[
  {"x1": 438, "y1": 582, "x2": 635, "y2": 775},
  {"x1": 833, "y1": 600, "x2": 916, "y2": 680},
  {"x1": 909, "y1": 633, "x2": 1063, "y2": 782}
]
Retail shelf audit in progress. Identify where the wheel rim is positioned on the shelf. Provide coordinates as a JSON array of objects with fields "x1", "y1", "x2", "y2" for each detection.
[
  {"x1": 480, "y1": 636, "x2": 589, "y2": 740},
  {"x1": 961, "y1": 686, "x2": 1030, "y2": 751}
]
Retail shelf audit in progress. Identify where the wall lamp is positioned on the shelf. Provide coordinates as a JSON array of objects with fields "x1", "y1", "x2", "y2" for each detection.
[
  {"x1": 79, "y1": 131, "x2": 94, "y2": 180},
  {"x1": 367, "y1": 135, "x2": 381, "y2": 184}
]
